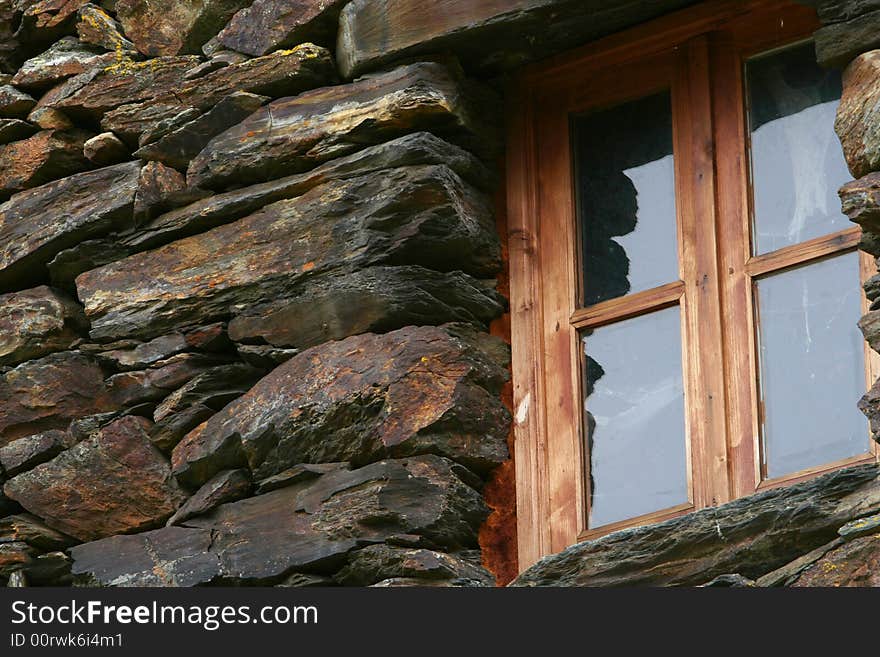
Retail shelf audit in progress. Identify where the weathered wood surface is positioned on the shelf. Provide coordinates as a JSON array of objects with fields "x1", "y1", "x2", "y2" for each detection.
[{"x1": 337, "y1": 0, "x2": 699, "y2": 78}]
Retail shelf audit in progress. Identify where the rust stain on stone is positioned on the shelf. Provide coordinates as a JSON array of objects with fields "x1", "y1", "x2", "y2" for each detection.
[{"x1": 480, "y1": 163, "x2": 518, "y2": 585}]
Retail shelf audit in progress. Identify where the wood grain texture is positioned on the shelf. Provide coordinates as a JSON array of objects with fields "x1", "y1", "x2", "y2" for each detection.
[{"x1": 506, "y1": 0, "x2": 871, "y2": 569}]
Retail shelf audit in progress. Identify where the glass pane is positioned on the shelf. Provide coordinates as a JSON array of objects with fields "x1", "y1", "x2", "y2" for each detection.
[
  {"x1": 583, "y1": 306, "x2": 688, "y2": 528},
  {"x1": 756, "y1": 252, "x2": 868, "y2": 480},
  {"x1": 747, "y1": 41, "x2": 851, "y2": 255},
  {"x1": 573, "y1": 91, "x2": 679, "y2": 306}
]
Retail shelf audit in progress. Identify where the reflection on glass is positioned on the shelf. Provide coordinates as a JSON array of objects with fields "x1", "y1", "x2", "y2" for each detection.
[
  {"x1": 747, "y1": 41, "x2": 851, "y2": 255},
  {"x1": 583, "y1": 306, "x2": 688, "y2": 528},
  {"x1": 757, "y1": 253, "x2": 868, "y2": 479},
  {"x1": 573, "y1": 92, "x2": 678, "y2": 306}
]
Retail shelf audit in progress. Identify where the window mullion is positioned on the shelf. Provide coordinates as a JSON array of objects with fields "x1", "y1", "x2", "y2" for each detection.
[{"x1": 675, "y1": 35, "x2": 733, "y2": 510}]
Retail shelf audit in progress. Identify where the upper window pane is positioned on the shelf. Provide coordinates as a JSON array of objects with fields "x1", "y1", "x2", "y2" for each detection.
[
  {"x1": 573, "y1": 91, "x2": 679, "y2": 307},
  {"x1": 746, "y1": 41, "x2": 851, "y2": 255}
]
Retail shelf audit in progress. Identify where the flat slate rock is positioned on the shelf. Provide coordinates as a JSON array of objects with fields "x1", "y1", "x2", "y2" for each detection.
[
  {"x1": 165, "y1": 468, "x2": 251, "y2": 526},
  {"x1": 151, "y1": 363, "x2": 263, "y2": 422},
  {"x1": 3, "y1": 415, "x2": 186, "y2": 541},
  {"x1": 511, "y1": 464, "x2": 880, "y2": 587},
  {"x1": 840, "y1": 171, "x2": 880, "y2": 232},
  {"x1": 789, "y1": 534, "x2": 880, "y2": 586},
  {"x1": 70, "y1": 455, "x2": 486, "y2": 585},
  {"x1": 47, "y1": 238, "x2": 133, "y2": 293},
  {"x1": 82, "y1": 131, "x2": 128, "y2": 166},
  {"x1": 0, "y1": 160, "x2": 139, "y2": 290},
  {"x1": 132, "y1": 161, "x2": 186, "y2": 224},
  {"x1": 335, "y1": 544, "x2": 493, "y2": 586},
  {"x1": 124, "y1": 131, "x2": 492, "y2": 252},
  {"x1": 0, "y1": 85, "x2": 35, "y2": 118},
  {"x1": 133, "y1": 91, "x2": 268, "y2": 170},
  {"x1": 69, "y1": 526, "x2": 219, "y2": 586},
  {"x1": 0, "y1": 513, "x2": 76, "y2": 551},
  {"x1": 0, "y1": 352, "x2": 124, "y2": 448},
  {"x1": 116, "y1": 0, "x2": 253, "y2": 57},
  {"x1": 838, "y1": 511, "x2": 880, "y2": 539},
  {"x1": 815, "y1": 8, "x2": 880, "y2": 68},
  {"x1": 76, "y1": 3, "x2": 137, "y2": 54},
  {"x1": 10, "y1": 37, "x2": 114, "y2": 90},
  {"x1": 27, "y1": 106, "x2": 72, "y2": 130},
  {"x1": 0, "y1": 119, "x2": 37, "y2": 145},
  {"x1": 96, "y1": 333, "x2": 188, "y2": 371},
  {"x1": 40, "y1": 55, "x2": 202, "y2": 121},
  {"x1": 0, "y1": 129, "x2": 91, "y2": 200},
  {"x1": 186, "y1": 61, "x2": 492, "y2": 190},
  {"x1": 836, "y1": 50, "x2": 880, "y2": 178},
  {"x1": 216, "y1": 0, "x2": 347, "y2": 55},
  {"x1": 77, "y1": 164, "x2": 499, "y2": 341},
  {"x1": 102, "y1": 44, "x2": 335, "y2": 145},
  {"x1": 227, "y1": 265, "x2": 506, "y2": 349},
  {"x1": 171, "y1": 324, "x2": 510, "y2": 487},
  {"x1": 0, "y1": 430, "x2": 68, "y2": 477},
  {"x1": 0, "y1": 285, "x2": 87, "y2": 367}
]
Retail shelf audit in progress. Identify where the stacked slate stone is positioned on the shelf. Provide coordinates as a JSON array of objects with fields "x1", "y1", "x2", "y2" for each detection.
[
  {"x1": 511, "y1": 464, "x2": 880, "y2": 587},
  {"x1": 823, "y1": 1, "x2": 880, "y2": 456},
  {"x1": 0, "y1": 0, "x2": 510, "y2": 587}
]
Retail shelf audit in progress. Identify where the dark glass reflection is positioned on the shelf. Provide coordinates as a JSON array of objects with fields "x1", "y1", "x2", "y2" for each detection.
[
  {"x1": 573, "y1": 92, "x2": 679, "y2": 306},
  {"x1": 747, "y1": 41, "x2": 851, "y2": 254},
  {"x1": 583, "y1": 306, "x2": 689, "y2": 528},
  {"x1": 757, "y1": 253, "x2": 868, "y2": 479}
]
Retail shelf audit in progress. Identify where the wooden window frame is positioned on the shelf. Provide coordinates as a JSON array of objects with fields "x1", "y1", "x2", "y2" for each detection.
[{"x1": 506, "y1": 0, "x2": 880, "y2": 571}]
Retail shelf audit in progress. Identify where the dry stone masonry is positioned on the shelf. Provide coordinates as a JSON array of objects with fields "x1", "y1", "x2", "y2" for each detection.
[
  {"x1": 0, "y1": 0, "x2": 511, "y2": 588},
  {"x1": 2, "y1": 0, "x2": 880, "y2": 588}
]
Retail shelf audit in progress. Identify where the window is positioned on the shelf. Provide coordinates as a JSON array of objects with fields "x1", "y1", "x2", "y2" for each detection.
[{"x1": 507, "y1": 0, "x2": 880, "y2": 569}]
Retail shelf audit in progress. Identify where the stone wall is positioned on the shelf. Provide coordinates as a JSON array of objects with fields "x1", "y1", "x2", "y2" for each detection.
[
  {"x1": 4, "y1": 0, "x2": 880, "y2": 588},
  {"x1": 0, "y1": 0, "x2": 519, "y2": 588}
]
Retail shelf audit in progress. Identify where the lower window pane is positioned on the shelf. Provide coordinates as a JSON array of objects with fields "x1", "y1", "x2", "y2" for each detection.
[
  {"x1": 582, "y1": 306, "x2": 688, "y2": 528},
  {"x1": 756, "y1": 252, "x2": 868, "y2": 479}
]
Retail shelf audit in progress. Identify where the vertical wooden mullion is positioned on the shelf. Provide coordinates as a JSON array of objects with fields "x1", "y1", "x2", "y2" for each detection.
[
  {"x1": 536, "y1": 98, "x2": 586, "y2": 554},
  {"x1": 506, "y1": 77, "x2": 553, "y2": 570},
  {"x1": 711, "y1": 31, "x2": 762, "y2": 499},
  {"x1": 676, "y1": 36, "x2": 733, "y2": 508}
]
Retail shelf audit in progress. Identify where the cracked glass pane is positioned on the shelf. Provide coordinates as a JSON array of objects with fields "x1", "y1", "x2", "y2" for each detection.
[
  {"x1": 573, "y1": 91, "x2": 678, "y2": 306},
  {"x1": 582, "y1": 306, "x2": 688, "y2": 528},
  {"x1": 756, "y1": 252, "x2": 868, "y2": 479},
  {"x1": 747, "y1": 41, "x2": 851, "y2": 255}
]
